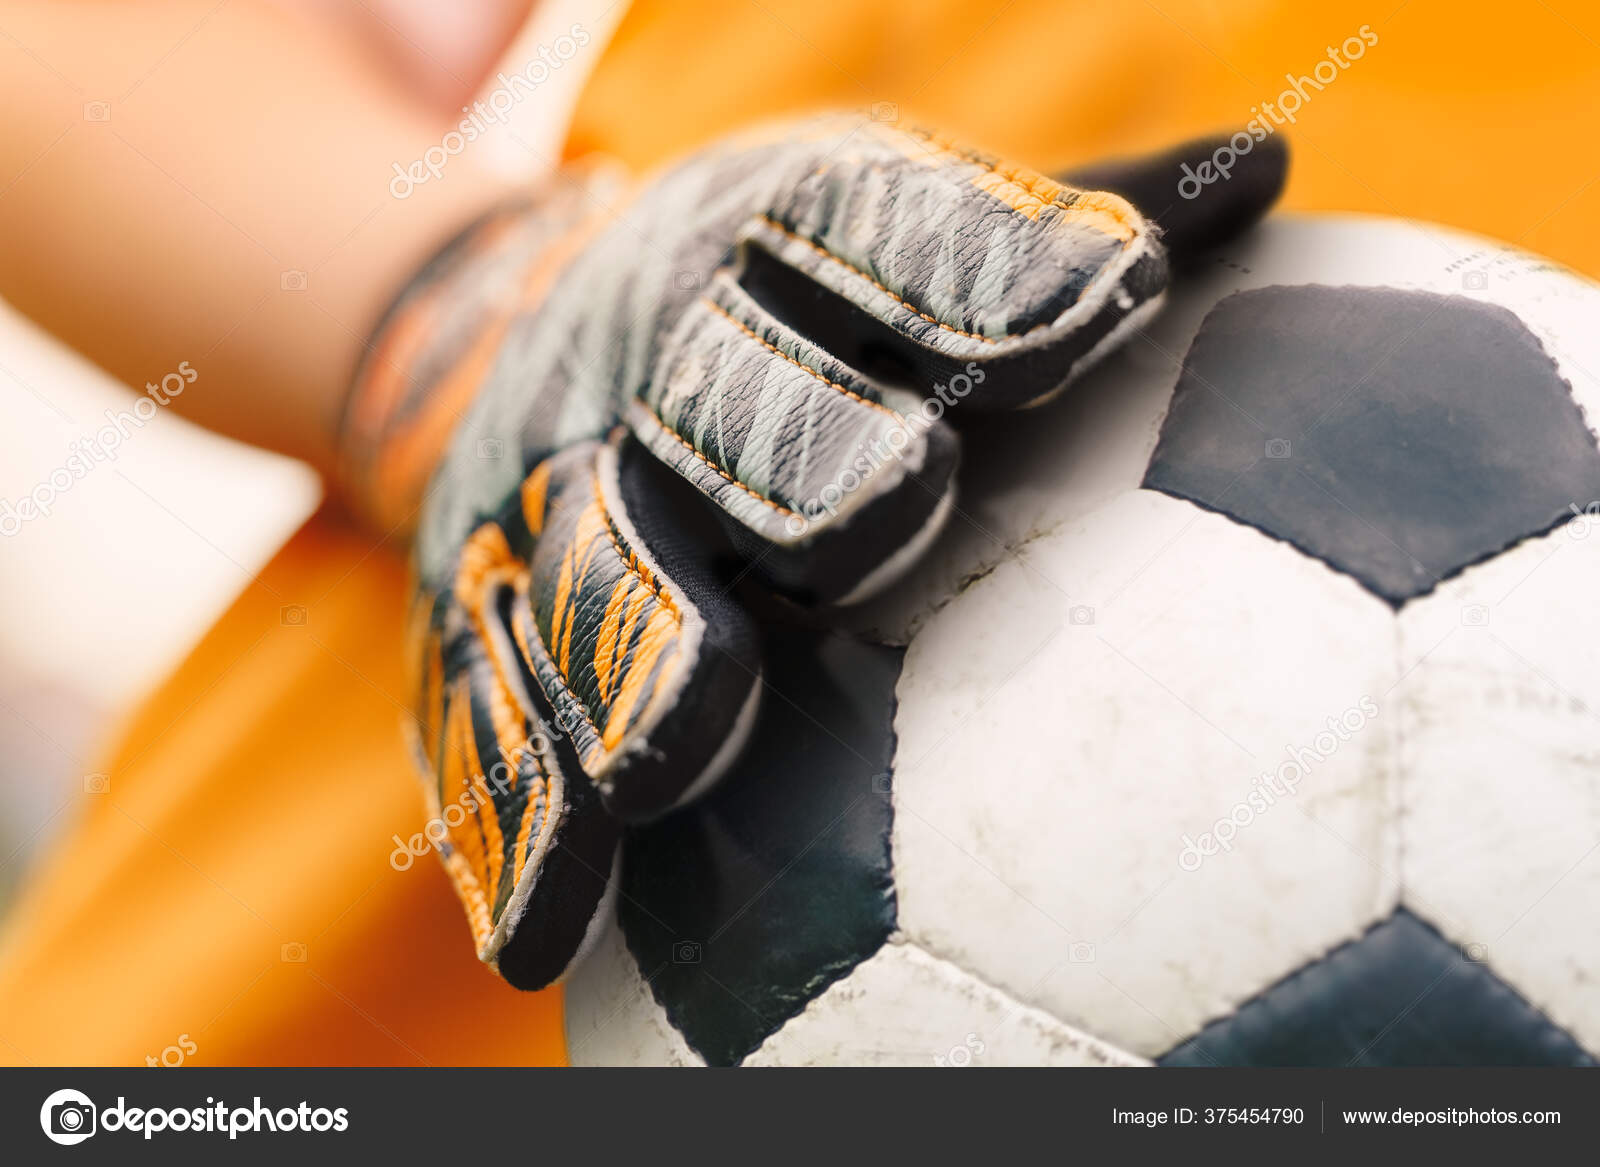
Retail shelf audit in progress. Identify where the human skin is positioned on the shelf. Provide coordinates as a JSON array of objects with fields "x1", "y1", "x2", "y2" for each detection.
[{"x1": 0, "y1": 0, "x2": 523, "y2": 476}]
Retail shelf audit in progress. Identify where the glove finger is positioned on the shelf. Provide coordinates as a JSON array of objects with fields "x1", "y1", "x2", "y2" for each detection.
[
  {"x1": 413, "y1": 568, "x2": 620, "y2": 991},
  {"x1": 423, "y1": 433, "x2": 763, "y2": 987},
  {"x1": 1059, "y1": 133, "x2": 1289, "y2": 267},
  {"x1": 503, "y1": 436, "x2": 762, "y2": 824},
  {"x1": 739, "y1": 119, "x2": 1167, "y2": 412},
  {"x1": 630, "y1": 272, "x2": 959, "y2": 605}
]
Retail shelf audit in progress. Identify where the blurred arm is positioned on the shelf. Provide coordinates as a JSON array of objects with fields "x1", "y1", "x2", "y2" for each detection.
[{"x1": 0, "y1": 0, "x2": 521, "y2": 474}]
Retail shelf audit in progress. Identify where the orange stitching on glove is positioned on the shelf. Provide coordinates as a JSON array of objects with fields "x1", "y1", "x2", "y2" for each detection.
[
  {"x1": 634, "y1": 401, "x2": 799, "y2": 518},
  {"x1": 510, "y1": 594, "x2": 605, "y2": 752},
  {"x1": 590, "y1": 475, "x2": 680, "y2": 619},
  {"x1": 503, "y1": 480, "x2": 686, "y2": 767},
  {"x1": 449, "y1": 520, "x2": 555, "y2": 843},
  {"x1": 895, "y1": 125, "x2": 1139, "y2": 240},
  {"x1": 439, "y1": 684, "x2": 495, "y2": 946}
]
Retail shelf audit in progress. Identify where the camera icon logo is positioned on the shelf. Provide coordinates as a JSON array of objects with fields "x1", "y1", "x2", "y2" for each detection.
[
  {"x1": 281, "y1": 941, "x2": 308, "y2": 963},
  {"x1": 869, "y1": 101, "x2": 899, "y2": 123},
  {"x1": 280, "y1": 270, "x2": 308, "y2": 292},
  {"x1": 672, "y1": 940, "x2": 702, "y2": 964},
  {"x1": 83, "y1": 772, "x2": 110, "y2": 795},
  {"x1": 673, "y1": 270, "x2": 702, "y2": 291},
  {"x1": 83, "y1": 101, "x2": 111, "y2": 122},
  {"x1": 40, "y1": 1088, "x2": 97, "y2": 1146},
  {"x1": 1460, "y1": 604, "x2": 1490, "y2": 627},
  {"x1": 1462, "y1": 270, "x2": 1489, "y2": 291},
  {"x1": 280, "y1": 604, "x2": 308, "y2": 626},
  {"x1": 1069, "y1": 942, "x2": 1096, "y2": 963},
  {"x1": 1068, "y1": 605, "x2": 1095, "y2": 626},
  {"x1": 1463, "y1": 941, "x2": 1490, "y2": 962},
  {"x1": 475, "y1": 437, "x2": 505, "y2": 460},
  {"x1": 1264, "y1": 438, "x2": 1292, "y2": 459}
]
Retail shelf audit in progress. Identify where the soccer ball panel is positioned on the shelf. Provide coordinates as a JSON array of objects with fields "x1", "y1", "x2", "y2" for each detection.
[
  {"x1": 606, "y1": 624, "x2": 901, "y2": 1067},
  {"x1": 742, "y1": 940, "x2": 1144, "y2": 1067},
  {"x1": 1161, "y1": 909, "x2": 1594, "y2": 1066},
  {"x1": 1395, "y1": 520, "x2": 1600, "y2": 1053},
  {"x1": 565, "y1": 915, "x2": 704, "y2": 1067},
  {"x1": 1143, "y1": 285, "x2": 1600, "y2": 605},
  {"x1": 891, "y1": 490, "x2": 1398, "y2": 1056}
]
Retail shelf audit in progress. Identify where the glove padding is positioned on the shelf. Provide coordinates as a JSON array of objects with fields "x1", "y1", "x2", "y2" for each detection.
[{"x1": 386, "y1": 118, "x2": 1276, "y2": 989}]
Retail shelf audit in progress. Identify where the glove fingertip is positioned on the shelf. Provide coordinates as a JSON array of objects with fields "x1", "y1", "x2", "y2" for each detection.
[
  {"x1": 589, "y1": 436, "x2": 765, "y2": 823},
  {"x1": 1062, "y1": 133, "x2": 1289, "y2": 265}
]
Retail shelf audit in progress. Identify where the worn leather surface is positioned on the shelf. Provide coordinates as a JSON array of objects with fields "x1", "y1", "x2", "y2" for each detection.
[
  {"x1": 1160, "y1": 910, "x2": 1597, "y2": 1066},
  {"x1": 1145, "y1": 285, "x2": 1600, "y2": 605}
]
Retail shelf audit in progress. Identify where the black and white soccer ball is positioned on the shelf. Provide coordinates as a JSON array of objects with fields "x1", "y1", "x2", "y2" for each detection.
[{"x1": 564, "y1": 214, "x2": 1600, "y2": 1066}]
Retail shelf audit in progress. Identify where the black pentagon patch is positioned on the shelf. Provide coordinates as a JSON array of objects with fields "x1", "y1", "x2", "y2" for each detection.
[
  {"x1": 1143, "y1": 285, "x2": 1600, "y2": 606},
  {"x1": 1159, "y1": 908, "x2": 1596, "y2": 1066},
  {"x1": 616, "y1": 624, "x2": 901, "y2": 1067}
]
